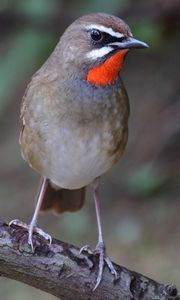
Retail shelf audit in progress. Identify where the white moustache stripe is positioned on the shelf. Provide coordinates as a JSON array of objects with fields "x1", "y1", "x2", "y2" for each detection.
[
  {"x1": 86, "y1": 24, "x2": 124, "y2": 39},
  {"x1": 86, "y1": 46, "x2": 113, "y2": 59},
  {"x1": 109, "y1": 42, "x2": 123, "y2": 47}
]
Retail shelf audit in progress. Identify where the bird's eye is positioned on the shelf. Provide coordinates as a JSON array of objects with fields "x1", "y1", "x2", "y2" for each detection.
[{"x1": 90, "y1": 29, "x2": 102, "y2": 42}]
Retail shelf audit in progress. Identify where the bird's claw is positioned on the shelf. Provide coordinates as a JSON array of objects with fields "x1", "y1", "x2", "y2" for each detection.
[
  {"x1": 33, "y1": 227, "x2": 52, "y2": 244},
  {"x1": 93, "y1": 241, "x2": 118, "y2": 290},
  {"x1": 9, "y1": 219, "x2": 28, "y2": 229},
  {"x1": 80, "y1": 241, "x2": 118, "y2": 290},
  {"x1": 9, "y1": 219, "x2": 52, "y2": 251},
  {"x1": 79, "y1": 244, "x2": 93, "y2": 255}
]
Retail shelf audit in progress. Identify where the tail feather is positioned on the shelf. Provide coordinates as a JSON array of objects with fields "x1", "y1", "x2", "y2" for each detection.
[{"x1": 40, "y1": 181, "x2": 86, "y2": 214}]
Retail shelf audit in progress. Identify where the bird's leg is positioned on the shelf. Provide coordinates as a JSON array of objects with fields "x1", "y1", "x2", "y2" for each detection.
[
  {"x1": 80, "y1": 178, "x2": 118, "y2": 290},
  {"x1": 27, "y1": 178, "x2": 52, "y2": 249},
  {"x1": 9, "y1": 178, "x2": 52, "y2": 251},
  {"x1": 92, "y1": 177, "x2": 118, "y2": 290}
]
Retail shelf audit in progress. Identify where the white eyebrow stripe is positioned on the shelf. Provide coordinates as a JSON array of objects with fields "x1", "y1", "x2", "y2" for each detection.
[
  {"x1": 86, "y1": 46, "x2": 113, "y2": 59},
  {"x1": 85, "y1": 24, "x2": 124, "y2": 39}
]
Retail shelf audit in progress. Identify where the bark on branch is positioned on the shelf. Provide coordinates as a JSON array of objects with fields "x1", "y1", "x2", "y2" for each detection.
[{"x1": 0, "y1": 220, "x2": 179, "y2": 300}]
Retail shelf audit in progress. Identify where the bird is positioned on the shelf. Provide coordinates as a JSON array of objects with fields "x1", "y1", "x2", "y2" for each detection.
[{"x1": 10, "y1": 12, "x2": 148, "y2": 289}]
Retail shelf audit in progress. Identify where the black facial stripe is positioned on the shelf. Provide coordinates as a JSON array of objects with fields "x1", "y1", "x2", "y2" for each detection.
[{"x1": 91, "y1": 31, "x2": 126, "y2": 48}]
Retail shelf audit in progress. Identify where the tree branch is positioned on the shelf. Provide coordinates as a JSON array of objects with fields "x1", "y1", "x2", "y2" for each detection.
[{"x1": 0, "y1": 220, "x2": 179, "y2": 300}]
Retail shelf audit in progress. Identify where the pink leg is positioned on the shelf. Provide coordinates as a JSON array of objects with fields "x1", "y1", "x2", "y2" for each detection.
[
  {"x1": 80, "y1": 178, "x2": 118, "y2": 290},
  {"x1": 28, "y1": 178, "x2": 51, "y2": 248},
  {"x1": 93, "y1": 177, "x2": 118, "y2": 290},
  {"x1": 9, "y1": 178, "x2": 52, "y2": 250}
]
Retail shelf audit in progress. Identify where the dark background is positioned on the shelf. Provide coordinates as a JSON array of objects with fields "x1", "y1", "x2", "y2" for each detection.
[{"x1": 0, "y1": 0, "x2": 180, "y2": 299}]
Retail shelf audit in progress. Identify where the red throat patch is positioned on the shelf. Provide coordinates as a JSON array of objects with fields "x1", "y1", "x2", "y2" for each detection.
[{"x1": 87, "y1": 49, "x2": 128, "y2": 86}]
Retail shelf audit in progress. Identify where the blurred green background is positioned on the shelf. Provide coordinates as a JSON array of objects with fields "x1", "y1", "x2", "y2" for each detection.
[{"x1": 0, "y1": 0, "x2": 180, "y2": 299}]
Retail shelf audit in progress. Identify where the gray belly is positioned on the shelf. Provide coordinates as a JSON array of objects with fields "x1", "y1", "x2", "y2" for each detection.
[
  {"x1": 40, "y1": 123, "x2": 119, "y2": 189},
  {"x1": 21, "y1": 76, "x2": 129, "y2": 189},
  {"x1": 21, "y1": 114, "x2": 127, "y2": 189}
]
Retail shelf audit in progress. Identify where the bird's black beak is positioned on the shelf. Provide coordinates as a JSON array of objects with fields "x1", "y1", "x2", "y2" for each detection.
[
  {"x1": 123, "y1": 36, "x2": 149, "y2": 49},
  {"x1": 109, "y1": 36, "x2": 149, "y2": 50}
]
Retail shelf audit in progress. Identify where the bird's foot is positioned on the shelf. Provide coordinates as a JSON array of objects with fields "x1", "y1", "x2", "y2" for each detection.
[
  {"x1": 80, "y1": 244, "x2": 94, "y2": 255},
  {"x1": 9, "y1": 219, "x2": 52, "y2": 251},
  {"x1": 80, "y1": 241, "x2": 118, "y2": 290}
]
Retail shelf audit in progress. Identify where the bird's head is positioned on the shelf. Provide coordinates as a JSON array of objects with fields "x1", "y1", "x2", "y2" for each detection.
[{"x1": 56, "y1": 13, "x2": 148, "y2": 86}]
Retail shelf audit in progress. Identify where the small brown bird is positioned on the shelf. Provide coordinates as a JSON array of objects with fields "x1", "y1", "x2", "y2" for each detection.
[{"x1": 10, "y1": 13, "x2": 148, "y2": 289}]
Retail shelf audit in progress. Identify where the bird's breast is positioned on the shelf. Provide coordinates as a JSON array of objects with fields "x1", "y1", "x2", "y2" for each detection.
[{"x1": 21, "y1": 76, "x2": 129, "y2": 189}]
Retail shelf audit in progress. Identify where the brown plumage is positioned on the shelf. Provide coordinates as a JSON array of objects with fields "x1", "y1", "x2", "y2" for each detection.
[
  {"x1": 12, "y1": 13, "x2": 148, "y2": 289},
  {"x1": 40, "y1": 181, "x2": 85, "y2": 213}
]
